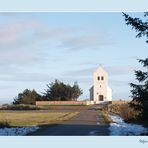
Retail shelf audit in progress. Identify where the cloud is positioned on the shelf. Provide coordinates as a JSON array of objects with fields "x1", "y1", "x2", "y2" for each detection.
[
  {"x1": 0, "y1": 49, "x2": 46, "y2": 66},
  {"x1": 59, "y1": 76, "x2": 92, "y2": 84},
  {"x1": 0, "y1": 21, "x2": 58, "y2": 74},
  {"x1": 0, "y1": 72, "x2": 53, "y2": 82},
  {"x1": 0, "y1": 19, "x2": 46, "y2": 68},
  {"x1": 0, "y1": 85, "x2": 14, "y2": 90},
  {"x1": 78, "y1": 62, "x2": 99, "y2": 66},
  {"x1": 0, "y1": 65, "x2": 22, "y2": 84},
  {"x1": 105, "y1": 65, "x2": 138, "y2": 76},
  {"x1": 0, "y1": 16, "x2": 117, "y2": 85},
  {"x1": 109, "y1": 79, "x2": 130, "y2": 87},
  {"x1": 59, "y1": 30, "x2": 116, "y2": 51},
  {"x1": 0, "y1": 15, "x2": 117, "y2": 69},
  {"x1": 34, "y1": 26, "x2": 77, "y2": 39},
  {"x1": 33, "y1": 23, "x2": 116, "y2": 52},
  {"x1": 63, "y1": 67, "x2": 97, "y2": 77},
  {"x1": 0, "y1": 20, "x2": 40, "y2": 47},
  {"x1": 0, "y1": 18, "x2": 79, "y2": 68},
  {"x1": 63, "y1": 65, "x2": 138, "y2": 77},
  {"x1": 62, "y1": 65, "x2": 136, "y2": 94},
  {"x1": 113, "y1": 91, "x2": 131, "y2": 100}
]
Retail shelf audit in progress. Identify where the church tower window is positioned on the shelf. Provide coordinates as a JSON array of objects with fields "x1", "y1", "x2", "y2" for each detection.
[
  {"x1": 98, "y1": 76, "x2": 100, "y2": 80},
  {"x1": 101, "y1": 76, "x2": 104, "y2": 80}
]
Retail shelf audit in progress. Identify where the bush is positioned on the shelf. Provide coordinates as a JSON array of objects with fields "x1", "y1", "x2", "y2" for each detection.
[{"x1": 0, "y1": 104, "x2": 40, "y2": 110}]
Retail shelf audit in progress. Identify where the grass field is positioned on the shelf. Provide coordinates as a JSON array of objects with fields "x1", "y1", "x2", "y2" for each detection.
[{"x1": 0, "y1": 111, "x2": 79, "y2": 127}]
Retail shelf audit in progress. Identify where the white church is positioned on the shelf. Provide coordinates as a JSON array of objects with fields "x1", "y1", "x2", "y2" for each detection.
[{"x1": 90, "y1": 67, "x2": 112, "y2": 104}]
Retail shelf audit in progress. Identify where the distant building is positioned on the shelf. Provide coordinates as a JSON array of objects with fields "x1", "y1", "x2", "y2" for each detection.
[{"x1": 90, "y1": 67, "x2": 112, "y2": 103}]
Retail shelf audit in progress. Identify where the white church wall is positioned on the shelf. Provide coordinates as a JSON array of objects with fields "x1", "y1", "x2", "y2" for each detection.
[
  {"x1": 107, "y1": 86, "x2": 112, "y2": 101},
  {"x1": 90, "y1": 67, "x2": 112, "y2": 103},
  {"x1": 93, "y1": 67, "x2": 108, "y2": 101}
]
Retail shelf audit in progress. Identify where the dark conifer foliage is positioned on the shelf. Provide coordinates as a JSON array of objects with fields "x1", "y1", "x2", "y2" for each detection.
[
  {"x1": 123, "y1": 12, "x2": 148, "y2": 119},
  {"x1": 13, "y1": 89, "x2": 41, "y2": 105},
  {"x1": 13, "y1": 80, "x2": 83, "y2": 104},
  {"x1": 130, "y1": 58, "x2": 148, "y2": 119},
  {"x1": 43, "y1": 80, "x2": 83, "y2": 101},
  {"x1": 123, "y1": 12, "x2": 148, "y2": 43}
]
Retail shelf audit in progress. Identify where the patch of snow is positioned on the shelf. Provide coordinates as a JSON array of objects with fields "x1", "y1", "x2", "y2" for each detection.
[
  {"x1": 89, "y1": 130, "x2": 99, "y2": 135},
  {"x1": 97, "y1": 122, "x2": 100, "y2": 125},
  {"x1": 0, "y1": 126, "x2": 40, "y2": 136},
  {"x1": 109, "y1": 115, "x2": 148, "y2": 136}
]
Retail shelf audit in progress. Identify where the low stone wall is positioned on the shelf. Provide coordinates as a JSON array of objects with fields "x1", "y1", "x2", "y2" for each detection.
[{"x1": 36, "y1": 101, "x2": 95, "y2": 106}]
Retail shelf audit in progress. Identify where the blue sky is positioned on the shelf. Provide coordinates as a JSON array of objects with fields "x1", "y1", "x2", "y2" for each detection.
[{"x1": 0, "y1": 12, "x2": 147, "y2": 104}]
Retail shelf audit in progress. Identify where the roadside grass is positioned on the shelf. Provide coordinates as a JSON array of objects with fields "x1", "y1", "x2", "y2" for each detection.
[
  {"x1": 108, "y1": 100, "x2": 141, "y2": 123},
  {"x1": 95, "y1": 100, "x2": 140, "y2": 125},
  {"x1": 94, "y1": 105, "x2": 112, "y2": 125},
  {"x1": 0, "y1": 112, "x2": 79, "y2": 128},
  {"x1": 101, "y1": 109, "x2": 112, "y2": 124}
]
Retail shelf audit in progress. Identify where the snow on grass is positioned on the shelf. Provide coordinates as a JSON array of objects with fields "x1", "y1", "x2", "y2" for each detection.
[
  {"x1": 109, "y1": 115, "x2": 148, "y2": 136},
  {"x1": 0, "y1": 126, "x2": 39, "y2": 136}
]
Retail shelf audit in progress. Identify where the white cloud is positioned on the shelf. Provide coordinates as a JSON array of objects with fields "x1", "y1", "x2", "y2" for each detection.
[
  {"x1": 105, "y1": 65, "x2": 138, "y2": 76},
  {"x1": 59, "y1": 30, "x2": 116, "y2": 51},
  {"x1": 0, "y1": 72, "x2": 53, "y2": 82},
  {"x1": 109, "y1": 79, "x2": 130, "y2": 86},
  {"x1": 0, "y1": 20, "x2": 40, "y2": 46},
  {"x1": 63, "y1": 65, "x2": 138, "y2": 77},
  {"x1": 63, "y1": 67, "x2": 96, "y2": 77},
  {"x1": 0, "y1": 16, "x2": 118, "y2": 87}
]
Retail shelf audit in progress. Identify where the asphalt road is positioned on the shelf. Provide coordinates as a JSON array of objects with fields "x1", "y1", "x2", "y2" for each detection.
[{"x1": 29, "y1": 105, "x2": 109, "y2": 136}]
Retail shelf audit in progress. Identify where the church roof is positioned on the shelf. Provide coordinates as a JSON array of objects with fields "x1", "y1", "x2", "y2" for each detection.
[{"x1": 94, "y1": 66, "x2": 108, "y2": 75}]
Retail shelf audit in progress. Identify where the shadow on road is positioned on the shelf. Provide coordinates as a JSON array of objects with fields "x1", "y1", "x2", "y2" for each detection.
[{"x1": 29, "y1": 123, "x2": 109, "y2": 136}]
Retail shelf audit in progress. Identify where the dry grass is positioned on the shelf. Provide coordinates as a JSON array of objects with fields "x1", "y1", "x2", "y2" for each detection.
[
  {"x1": 0, "y1": 111, "x2": 79, "y2": 127},
  {"x1": 101, "y1": 110, "x2": 112, "y2": 124},
  {"x1": 108, "y1": 100, "x2": 141, "y2": 122},
  {"x1": 111, "y1": 100, "x2": 129, "y2": 105}
]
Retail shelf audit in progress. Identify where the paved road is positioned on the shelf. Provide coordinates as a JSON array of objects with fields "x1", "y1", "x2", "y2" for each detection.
[{"x1": 29, "y1": 105, "x2": 109, "y2": 136}]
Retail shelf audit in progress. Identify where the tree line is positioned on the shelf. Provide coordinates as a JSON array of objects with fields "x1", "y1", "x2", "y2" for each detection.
[{"x1": 13, "y1": 80, "x2": 83, "y2": 105}]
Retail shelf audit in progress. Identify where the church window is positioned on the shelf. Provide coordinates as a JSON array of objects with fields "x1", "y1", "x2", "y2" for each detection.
[
  {"x1": 101, "y1": 76, "x2": 104, "y2": 80},
  {"x1": 98, "y1": 76, "x2": 100, "y2": 80}
]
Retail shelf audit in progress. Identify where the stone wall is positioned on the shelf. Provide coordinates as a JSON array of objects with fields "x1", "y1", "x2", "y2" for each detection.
[{"x1": 36, "y1": 101, "x2": 95, "y2": 106}]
